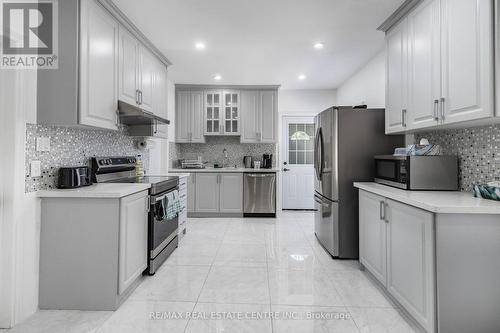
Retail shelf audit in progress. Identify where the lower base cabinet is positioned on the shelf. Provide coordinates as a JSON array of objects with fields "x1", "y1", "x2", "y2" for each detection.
[
  {"x1": 39, "y1": 190, "x2": 149, "y2": 310},
  {"x1": 194, "y1": 173, "x2": 243, "y2": 214},
  {"x1": 359, "y1": 190, "x2": 436, "y2": 333}
]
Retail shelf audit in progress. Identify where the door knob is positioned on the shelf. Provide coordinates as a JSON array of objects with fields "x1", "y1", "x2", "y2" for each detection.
[{"x1": 283, "y1": 168, "x2": 290, "y2": 172}]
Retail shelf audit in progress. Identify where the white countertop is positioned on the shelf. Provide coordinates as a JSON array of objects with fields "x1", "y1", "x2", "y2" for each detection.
[
  {"x1": 37, "y1": 183, "x2": 151, "y2": 198},
  {"x1": 354, "y1": 182, "x2": 500, "y2": 214},
  {"x1": 169, "y1": 168, "x2": 279, "y2": 173}
]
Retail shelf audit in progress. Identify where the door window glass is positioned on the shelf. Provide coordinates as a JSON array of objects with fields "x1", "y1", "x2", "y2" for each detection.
[{"x1": 288, "y1": 123, "x2": 315, "y2": 165}]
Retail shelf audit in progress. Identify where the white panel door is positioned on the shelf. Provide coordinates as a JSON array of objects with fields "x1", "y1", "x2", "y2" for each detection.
[
  {"x1": 195, "y1": 173, "x2": 219, "y2": 213},
  {"x1": 219, "y1": 173, "x2": 243, "y2": 213},
  {"x1": 407, "y1": 0, "x2": 441, "y2": 129},
  {"x1": 175, "y1": 90, "x2": 190, "y2": 142},
  {"x1": 118, "y1": 27, "x2": 139, "y2": 106},
  {"x1": 260, "y1": 90, "x2": 277, "y2": 143},
  {"x1": 240, "y1": 90, "x2": 260, "y2": 143},
  {"x1": 138, "y1": 47, "x2": 155, "y2": 112},
  {"x1": 190, "y1": 90, "x2": 205, "y2": 143},
  {"x1": 222, "y1": 90, "x2": 240, "y2": 135},
  {"x1": 359, "y1": 190, "x2": 387, "y2": 286},
  {"x1": 386, "y1": 199, "x2": 435, "y2": 333},
  {"x1": 282, "y1": 116, "x2": 315, "y2": 210},
  {"x1": 118, "y1": 191, "x2": 148, "y2": 294},
  {"x1": 79, "y1": 0, "x2": 118, "y2": 130},
  {"x1": 440, "y1": 0, "x2": 493, "y2": 124},
  {"x1": 385, "y1": 19, "x2": 408, "y2": 133}
]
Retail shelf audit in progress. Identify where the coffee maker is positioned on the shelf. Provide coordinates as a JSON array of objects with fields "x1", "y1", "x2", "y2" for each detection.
[{"x1": 262, "y1": 154, "x2": 273, "y2": 169}]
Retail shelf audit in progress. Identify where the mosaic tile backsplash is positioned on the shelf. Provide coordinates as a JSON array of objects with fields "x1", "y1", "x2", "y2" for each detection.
[
  {"x1": 25, "y1": 124, "x2": 149, "y2": 192},
  {"x1": 416, "y1": 124, "x2": 500, "y2": 191},
  {"x1": 170, "y1": 136, "x2": 276, "y2": 168}
]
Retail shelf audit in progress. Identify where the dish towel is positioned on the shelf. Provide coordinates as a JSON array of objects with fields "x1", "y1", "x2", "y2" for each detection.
[{"x1": 165, "y1": 190, "x2": 181, "y2": 220}]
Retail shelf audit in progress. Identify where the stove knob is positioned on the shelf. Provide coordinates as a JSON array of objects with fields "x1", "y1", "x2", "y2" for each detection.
[
  {"x1": 107, "y1": 159, "x2": 112, "y2": 165},
  {"x1": 99, "y1": 159, "x2": 105, "y2": 165}
]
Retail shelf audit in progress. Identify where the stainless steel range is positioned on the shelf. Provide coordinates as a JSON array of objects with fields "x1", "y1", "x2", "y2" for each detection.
[{"x1": 91, "y1": 157, "x2": 179, "y2": 275}]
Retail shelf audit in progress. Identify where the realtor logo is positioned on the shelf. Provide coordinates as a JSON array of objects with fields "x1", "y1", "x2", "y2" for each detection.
[{"x1": 1, "y1": 0, "x2": 58, "y2": 69}]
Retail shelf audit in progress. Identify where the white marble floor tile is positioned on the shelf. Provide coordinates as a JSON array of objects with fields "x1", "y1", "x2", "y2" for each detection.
[
  {"x1": 268, "y1": 268, "x2": 344, "y2": 307},
  {"x1": 330, "y1": 271, "x2": 396, "y2": 308},
  {"x1": 266, "y1": 245, "x2": 324, "y2": 271},
  {"x1": 130, "y1": 265, "x2": 210, "y2": 302},
  {"x1": 96, "y1": 300, "x2": 195, "y2": 333},
  {"x1": 198, "y1": 266, "x2": 270, "y2": 304},
  {"x1": 7, "y1": 310, "x2": 111, "y2": 333},
  {"x1": 213, "y1": 243, "x2": 267, "y2": 267},
  {"x1": 271, "y1": 305, "x2": 359, "y2": 333},
  {"x1": 184, "y1": 302, "x2": 272, "y2": 333},
  {"x1": 349, "y1": 307, "x2": 419, "y2": 333}
]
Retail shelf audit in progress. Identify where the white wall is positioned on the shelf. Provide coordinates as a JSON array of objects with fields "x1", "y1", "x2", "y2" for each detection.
[
  {"x1": 336, "y1": 50, "x2": 386, "y2": 108},
  {"x1": 0, "y1": 70, "x2": 40, "y2": 328},
  {"x1": 279, "y1": 89, "x2": 337, "y2": 115}
]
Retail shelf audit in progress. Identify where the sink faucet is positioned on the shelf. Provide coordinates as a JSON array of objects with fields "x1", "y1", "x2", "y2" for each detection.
[{"x1": 222, "y1": 148, "x2": 228, "y2": 168}]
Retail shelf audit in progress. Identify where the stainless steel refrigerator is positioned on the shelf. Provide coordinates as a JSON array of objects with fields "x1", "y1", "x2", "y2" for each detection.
[{"x1": 313, "y1": 107, "x2": 403, "y2": 259}]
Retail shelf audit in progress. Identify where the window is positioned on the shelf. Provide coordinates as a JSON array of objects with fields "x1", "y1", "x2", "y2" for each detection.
[{"x1": 288, "y1": 123, "x2": 314, "y2": 165}]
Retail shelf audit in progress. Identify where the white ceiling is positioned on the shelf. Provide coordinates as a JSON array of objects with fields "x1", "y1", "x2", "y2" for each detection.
[{"x1": 112, "y1": 0, "x2": 403, "y2": 89}]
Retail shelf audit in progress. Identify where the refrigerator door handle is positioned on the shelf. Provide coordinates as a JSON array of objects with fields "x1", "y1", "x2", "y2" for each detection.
[
  {"x1": 317, "y1": 128, "x2": 324, "y2": 180},
  {"x1": 314, "y1": 127, "x2": 320, "y2": 180}
]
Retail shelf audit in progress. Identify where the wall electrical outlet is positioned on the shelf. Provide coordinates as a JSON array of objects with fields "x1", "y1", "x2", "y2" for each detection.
[
  {"x1": 36, "y1": 137, "x2": 51, "y2": 152},
  {"x1": 30, "y1": 161, "x2": 42, "y2": 178}
]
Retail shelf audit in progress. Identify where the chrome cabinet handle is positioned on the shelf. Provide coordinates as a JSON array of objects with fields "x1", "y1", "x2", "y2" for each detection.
[
  {"x1": 283, "y1": 168, "x2": 290, "y2": 172},
  {"x1": 136, "y1": 89, "x2": 140, "y2": 104},
  {"x1": 139, "y1": 90, "x2": 143, "y2": 105},
  {"x1": 379, "y1": 201, "x2": 385, "y2": 220},
  {"x1": 433, "y1": 99, "x2": 439, "y2": 120},
  {"x1": 402, "y1": 109, "x2": 407, "y2": 127},
  {"x1": 384, "y1": 203, "x2": 389, "y2": 223},
  {"x1": 440, "y1": 97, "x2": 445, "y2": 121}
]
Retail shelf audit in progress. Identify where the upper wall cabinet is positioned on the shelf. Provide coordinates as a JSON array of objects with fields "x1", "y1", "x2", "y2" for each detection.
[
  {"x1": 241, "y1": 90, "x2": 278, "y2": 143},
  {"x1": 36, "y1": 0, "x2": 171, "y2": 132},
  {"x1": 384, "y1": 0, "x2": 493, "y2": 134},
  {"x1": 119, "y1": 28, "x2": 159, "y2": 114},
  {"x1": 79, "y1": 0, "x2": 119, "y2": 130},
  {"x1": 204, "y1": 90, "x2": 240, "y2": 136},
  {"x1": 175, "y1": 90, "x2": 205, "y2": 143}
]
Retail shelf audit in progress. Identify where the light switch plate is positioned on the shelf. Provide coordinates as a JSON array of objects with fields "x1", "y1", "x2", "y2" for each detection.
[
  {"x1": 30, "y1": 161, "x2": 41, "y2": 178},
  {"x1": 36, "y1": 137, "x2": 51, "y2": 152}
]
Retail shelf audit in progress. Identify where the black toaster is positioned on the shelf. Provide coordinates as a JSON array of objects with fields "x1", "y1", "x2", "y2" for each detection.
[{"x1": 57, "y1": 166, "x2": 92, "y2": 189}]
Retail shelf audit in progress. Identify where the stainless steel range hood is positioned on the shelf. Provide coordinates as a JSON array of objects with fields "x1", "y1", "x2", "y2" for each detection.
[{"x1": 118, "y1": 100, "x2": 170, "y2": 126}]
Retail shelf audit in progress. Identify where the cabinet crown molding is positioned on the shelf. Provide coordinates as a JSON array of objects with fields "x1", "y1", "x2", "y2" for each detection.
[{"x1": 378, "y1": 0, "x2": 423, "y2": 32}]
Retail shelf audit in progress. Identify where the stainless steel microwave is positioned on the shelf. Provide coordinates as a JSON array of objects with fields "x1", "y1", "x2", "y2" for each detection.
[{"x1": 374, "y1": 155, "x2": 459, "y2": 190}]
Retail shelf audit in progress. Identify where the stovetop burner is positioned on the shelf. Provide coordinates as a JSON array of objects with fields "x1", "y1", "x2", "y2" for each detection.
[{"x1": 91, "y1": 157, "x2": 179, "y2": 195}]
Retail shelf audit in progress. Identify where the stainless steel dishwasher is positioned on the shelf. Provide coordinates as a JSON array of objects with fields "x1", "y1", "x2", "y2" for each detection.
[{"x1": 243, "y1": 173, "x2": 276, "y2": 217}]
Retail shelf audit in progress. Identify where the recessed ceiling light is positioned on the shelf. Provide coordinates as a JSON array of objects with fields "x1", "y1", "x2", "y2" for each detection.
[
  {"x1": 195, "y1": 42, "x2": 206, "y2": 50},
  {"x1": 298, "y1": 74, "x2": 306, "y2": 80},
  {"x1": 314, "y1": 42, "x2": 325, "y2": 49},
  {"x1": 213, "y1": 74, "x2": 222, "y2": 81}
]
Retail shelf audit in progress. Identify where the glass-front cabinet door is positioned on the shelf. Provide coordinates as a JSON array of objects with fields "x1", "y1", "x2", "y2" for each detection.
[
  {"x1": 204, "y1": 90, "x2": 222, "y2": 135},
  {"x1": 223, "y1": 90, "x2": 240, "y2": 135}
]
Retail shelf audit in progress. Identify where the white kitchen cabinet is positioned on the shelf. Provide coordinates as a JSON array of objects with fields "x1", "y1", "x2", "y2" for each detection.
[
  {"x1": 187, "y1": 173, "x2": 196, "y2": 213},
  {"x1": 384, "y1": 0, "x2": 494, "y2": 133},
  {"x1": 118, "y1": 191, "x2": 148, "y2": 295},
  {"x1": 119, "y1": 27, "x2": 159, "y2": 113},
  {"x1": 79, "y1": 0, "x2": 119, "y2": 131},
  {"x1": 407, "y1": 0, "x2": 440, "y2": 130},
  {"x1": 359, "y1": 190, "x2": 387, "y2": 286},
  {"x1": 204, "y1": 90, "x2": 240, "y2": 136},
  {"x1": 260, "y1": 90, "x2": 277, "y2": 142},
  {"x1": 440, "y1": 0, "x2": 493, "y2": 124},
  {"x1": 385, "y1": 19, "x2": 408, "y2": 133},
  {"x1": 219, "y1": 173, "x2": 243, "y2": 213},
  {"x1": 241, "y1": 90, "x2": 277, "y2": 143},
  {"x1": 223, "y1": 90, "x2": 240, "y2": 135},
  {"x1": 195, "y1": 173, "x2": 220, "y2": 212},
  {"x1": 138, "y1": 47, "x2": 155, "y2": 112},
  {"x1": 204, "y1": 90, "x2": 223, "y2": 135},
  {"x1": 176, "y1": 90, "x2": 205, "y2": 143},
  {"x1": 178, "y1": 175, "x2": 188, "y2": 238},
  {"x1": 152, "y1": 60, "x2": 168, "y2": 137},
  {"x1": 386, "y1": 199, "x2": 435, "y2": 333},
  {"x1": 118, "y1": 27, "x2": 140, "y2": 107},
  {"x1": 241, "y1": 90, "x2": 260, "y2": 142}
]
